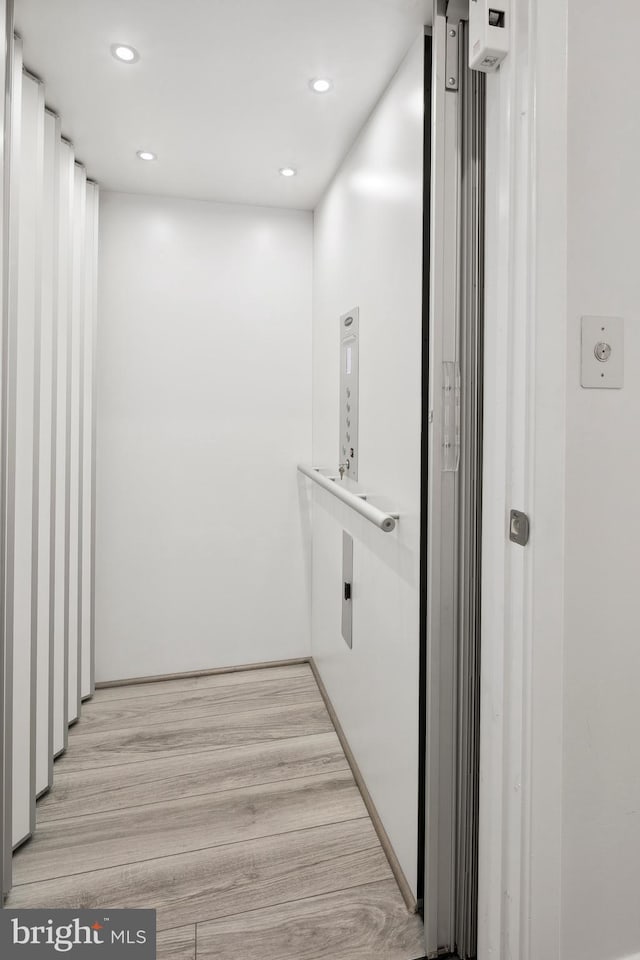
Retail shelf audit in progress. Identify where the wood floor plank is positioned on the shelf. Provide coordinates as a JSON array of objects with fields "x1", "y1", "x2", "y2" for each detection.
[
  {"x1": 94, "y1": 664, "x2": 312, "y2": 703},
  {"x1": 13, "y1": 664, "x2": 421, "y2": 960},
  {"x1": 196, "y1": 879, "x2": 425, "y2": 960},
  {"x1": 52, "y1": 702, "x2": 334, "y2": 772},
  {"x1": 71, "y1": 675, "x2": 322, "y2": 737},
  {"x1": 7, "y1": 820, "x2": 392, "y2": 932},
  {"x1": 157, "y1": 925, "x2": 196, "y2": 960},
  {"x1": 38, "y1": 733, "x2": 348, "y2": 822},
  {"x1": 13, "y1": 771, "x2": 367, "y2": 884}
]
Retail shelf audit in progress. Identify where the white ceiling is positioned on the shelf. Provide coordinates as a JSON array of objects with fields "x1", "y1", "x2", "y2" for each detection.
[{"x1": 15, "y1": 0, "x2": 431, "y2": 210}]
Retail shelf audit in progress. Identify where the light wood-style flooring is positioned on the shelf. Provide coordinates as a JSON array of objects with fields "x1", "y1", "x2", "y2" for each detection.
[{"x1": 8, "y1": 663, "x2": 425, "y2": 960}]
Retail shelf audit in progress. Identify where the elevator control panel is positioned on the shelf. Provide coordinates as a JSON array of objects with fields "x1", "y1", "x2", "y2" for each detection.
[
  {"x1": 339, "y1": 308, "x2": 359, "y2": 481},
  {"x1": 581, "y1": 316, "x2": 624, "y2": 389}
]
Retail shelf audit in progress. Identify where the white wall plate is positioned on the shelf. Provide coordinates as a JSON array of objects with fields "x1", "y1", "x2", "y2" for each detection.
[{"x1": 581, "y1": 315, "x2": 624, "y2": 389}]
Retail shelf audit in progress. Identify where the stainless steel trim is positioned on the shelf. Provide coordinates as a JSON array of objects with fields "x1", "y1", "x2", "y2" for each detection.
[
  {"x1": 297, "y1": 464, "x2": 398, "y2": 533},
  {"x1": 454, "y1": 38, "x2": 484, "y2": 959},
  {"x1": 423, "y1": 4, "x2": 462, "y2": 951},
  {"x1": 423, "y1": 13, "x2": 485, "y2": 958},
  {"x1": 339, "y1": 307, "x2": 359, "y2": 481},
  {"x1": 341, "y1": 531, "x2": 354, "y2": 648}
]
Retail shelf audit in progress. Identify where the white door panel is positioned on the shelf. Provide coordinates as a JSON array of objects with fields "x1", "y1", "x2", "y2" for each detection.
[{"x1": 10, "y1": 64, "x2": 45, "y2": 846}]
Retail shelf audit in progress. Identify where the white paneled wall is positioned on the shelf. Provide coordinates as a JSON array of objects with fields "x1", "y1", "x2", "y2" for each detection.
[
  {"x1": 80, "y1": 182, "x2": 98, "y2": 700},
  {"x1": 66, "y1": 163, "x2": 85, "y2": 724},
  {"x1": 34, "y1": 107, "x2": 57, "y2": 798},
  {"x1": 11, "y1": 60, "x2": 43, "y2": 848},
  {"x1": 52, "y1": 139, "x2": 74, "y2": 756},
  {"x1": 2, "y1": 31, "x2": 99, "y2": 862}
]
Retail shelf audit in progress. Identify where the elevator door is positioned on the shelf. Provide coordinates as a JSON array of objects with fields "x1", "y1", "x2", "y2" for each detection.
[{"x1": 421, "y1": 3, "x2": 485, "y2": 957}]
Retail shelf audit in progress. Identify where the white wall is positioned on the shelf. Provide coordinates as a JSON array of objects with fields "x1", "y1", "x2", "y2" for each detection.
[
  {"x1": 479, "y1": 2, "x2": 640, "y2": 958},
  {"x1": 95, "y1": 193, "x2": 312, "y2": 682},
  {"x1": 562, "y1": 3, "x2": 640, "y2": 957},
  {"x1": 311, "y1": 36, "x2": 423, "y2": 896}
]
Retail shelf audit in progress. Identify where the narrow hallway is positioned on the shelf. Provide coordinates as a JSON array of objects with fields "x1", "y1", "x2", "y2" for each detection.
[{"x1": 6, "y1": 664, "x2": 424, "y2": 960}]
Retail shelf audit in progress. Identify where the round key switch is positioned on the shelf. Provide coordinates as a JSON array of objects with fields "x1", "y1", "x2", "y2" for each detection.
[{"x1": 594, "y1": 341, "x2": 612, "y2": 362}]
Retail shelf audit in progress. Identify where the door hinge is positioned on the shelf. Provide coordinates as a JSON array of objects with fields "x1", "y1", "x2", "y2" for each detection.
[
  {"x1": 442, "y1": 361, "x2": 461, "y2": 472},
  {"x1": 445, "y1": 0, "x2": 467, "y2": 91}
]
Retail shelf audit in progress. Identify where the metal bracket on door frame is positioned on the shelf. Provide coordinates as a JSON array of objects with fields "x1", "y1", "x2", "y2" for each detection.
[
  {"x1": 509, "y1": 509, "x2": 530, "y2": 546},
  {"x1": 445, "y1": 0, "x2": 468, "y2": 91}
]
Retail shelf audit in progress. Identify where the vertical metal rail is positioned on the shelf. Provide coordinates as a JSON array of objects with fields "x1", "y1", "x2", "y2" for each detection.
[
  {"x1": 422, "y1": 2, "x2": 463, "y2": 953},
  {"x1": 423, "y1": 7, "x2": 485, "y2": 959},
  {"x1": 417, "y1": 25, "x2": 434, "y2": 921},
  {"x1": 455, "y1": 31, "x2": 485, "y2": 959}
]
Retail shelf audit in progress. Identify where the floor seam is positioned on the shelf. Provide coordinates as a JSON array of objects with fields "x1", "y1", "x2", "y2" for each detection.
[
  {"x1": 23, "y1": 768, "x2": 361, "y2": 828},
  {"x1": 36, "y1": 763, "x2": 352, "y2": 825},
  {"x1": 48, "y1": 731, "x2": 341, "y2": 779},
  {"x1": 194, "y1": 878, "x2": 413, "y2": 930},
  {"x1": 10, "y1": 816, "x2": 374, "y2": 888},
  {"x1": 53, "y1": 728, "x2": 338, "y2": 774},
  {"x1": 71, "y1": 695, "x2": 325, "y2": 738},
  {"x1": 156, "y1": 868, "x2": 396, "y2": 933}
]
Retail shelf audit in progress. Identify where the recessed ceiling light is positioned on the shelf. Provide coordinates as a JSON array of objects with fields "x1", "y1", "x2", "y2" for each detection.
[
  {"x1": 111, "y1": 44, "x2": 139, "y2": 63},
  {"x1": 136, "y1": 150, "x2": 157, "y2": 161},
  {"x1": 309, "y1": 78, "x2": 332, "y2": 93},
  {"x1": 279, "y1": 167, "x2": 297, "y2": 177}
]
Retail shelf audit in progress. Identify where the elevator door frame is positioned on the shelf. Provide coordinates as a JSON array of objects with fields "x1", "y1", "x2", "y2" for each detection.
[{"x1": 421, "y1": 2, "x2": 484, "y2": 957}]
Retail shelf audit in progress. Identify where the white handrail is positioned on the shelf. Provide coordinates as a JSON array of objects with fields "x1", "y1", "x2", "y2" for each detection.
[{"x1": 297, "y1": 464, "x2": 398, "y2": 533}]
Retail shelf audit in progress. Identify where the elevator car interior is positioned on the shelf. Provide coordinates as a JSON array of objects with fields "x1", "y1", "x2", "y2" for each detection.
[{"x1": 1, "y1": 2, "x2": 640, "y2": 960}]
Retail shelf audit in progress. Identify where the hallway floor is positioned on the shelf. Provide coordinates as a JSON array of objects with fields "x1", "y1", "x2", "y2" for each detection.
[{"x1": 7, "y1": 663, "x2": 424, "y2": 960}]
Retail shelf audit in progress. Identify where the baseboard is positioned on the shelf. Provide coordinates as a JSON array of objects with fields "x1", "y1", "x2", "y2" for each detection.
[
  {"x1": 95, "y1": 657, "x2": 312, "y2": 689},
  {"x1": 12, "y1": 830, "x2": 32, "y2": 853},
  {"x1": 308, "y1": 657, "x2": 418, "y2": 914}
]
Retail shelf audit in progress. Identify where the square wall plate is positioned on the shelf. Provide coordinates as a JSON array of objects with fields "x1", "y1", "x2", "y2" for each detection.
[{"x1": 581, "y1": 315, "x2": 624, "y2": 389}]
